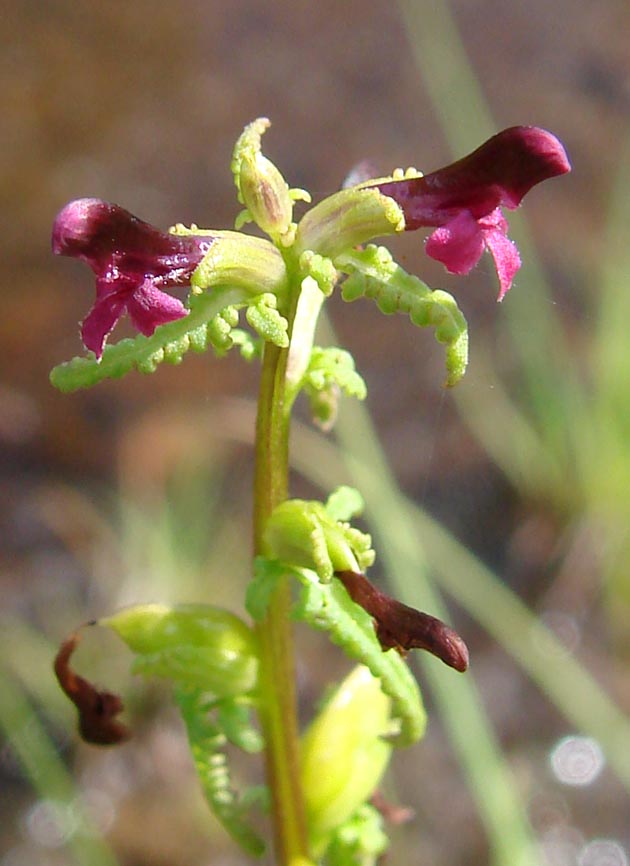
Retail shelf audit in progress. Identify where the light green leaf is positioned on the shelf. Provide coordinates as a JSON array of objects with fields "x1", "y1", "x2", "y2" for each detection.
[
  {"x1": 336, "y1": 244, "x2": 469, "y2": 386},
  {"x1": 216, "y1": 698, "x2": 264, "y2": 754},
  {"x1": 292, "y1": 573, "x2": 426, "y2": 746},
  {"x1": 50, "y1": 288, "x2": 244, "y2": 392},
  {"x1": 326, "y1": 804, "x2": 389, "y2": 866},
  {"x1": 245, "y1": 293, "x2": 290, "y2": 347},
  {"x1": 175, "y1": 687, "x2": 265, "y2": 857},
  {"x1": 246, "y1": 558, "x2": 291, "y2": 622}
]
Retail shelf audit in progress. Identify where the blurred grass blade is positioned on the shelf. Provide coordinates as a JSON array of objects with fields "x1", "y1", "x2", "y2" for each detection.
[{"x1": 0, "y1": 667, "x2": 120, "y2": 866}]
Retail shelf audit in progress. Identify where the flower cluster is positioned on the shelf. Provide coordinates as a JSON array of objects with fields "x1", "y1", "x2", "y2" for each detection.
[{"x1": 52, "y1": 125, "x2": 569, "y2": 358}]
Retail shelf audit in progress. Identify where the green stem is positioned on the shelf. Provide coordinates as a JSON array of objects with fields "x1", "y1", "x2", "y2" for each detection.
[{"x1": 253, "y1": 292, "x2": 310, "y2": 863}]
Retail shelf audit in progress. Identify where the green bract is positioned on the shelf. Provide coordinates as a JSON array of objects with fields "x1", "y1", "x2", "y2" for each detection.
[
  {"x1": 337, "y1": 244, "x2": 469, "y2": 386},
  {"x1": 101, "y1": 603, "x2": 258, "y2": 697}
]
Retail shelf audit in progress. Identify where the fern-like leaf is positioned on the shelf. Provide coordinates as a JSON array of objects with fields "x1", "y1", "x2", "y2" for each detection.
[
  {"x1": 245, "y1": 293, "x2": 289, "y2": 348},
  {"x1": 175, "y1": 687, "x2": 266, "y2": 857},
  {"x1": 305, "y1": 347, "x2": 367, "y2": 400},
  {"x1": 325, "y1": 804, "x2": 389, "y2": 866},
  {"x1": 292, "y1": 572, "x2": 426, "y2": 746},
  {"x1": 335, "y1": 245, "x2": 468, "y2": 386},
  {"x1": 50, "y1": 288, "x2": 245, "y2": 392}
]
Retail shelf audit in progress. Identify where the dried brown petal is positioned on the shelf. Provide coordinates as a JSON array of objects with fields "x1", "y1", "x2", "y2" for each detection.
[
  {"x1": 335, "y1": 570, "x2": 469, "y2": 672},
  {"x1": 54, "y1": 630, "x2": 131, "y2": 746}
]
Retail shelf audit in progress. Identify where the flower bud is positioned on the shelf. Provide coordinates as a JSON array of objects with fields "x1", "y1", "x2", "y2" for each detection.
[
  {"x1": 263, "y1": 499, "x2": 374, "y2": 583},
  {"x1": 301, "y1": 665, "x2": 393, "y2": 854},
  {"x1": 232, "y1": 118, "x2": 293, "y2": 238},
  {"x1": 101, "y1": 603, "x2": 258, "y2": 697}
]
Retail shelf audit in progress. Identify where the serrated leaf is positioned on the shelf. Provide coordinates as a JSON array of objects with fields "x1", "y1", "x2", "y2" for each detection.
[
  {"x1": 326, "y1": 804, "x2": 389, "y2": 866},
  {"x1": 217, "y1": 698, "x2": 264, "y2": 754},
  {"x1": 336, "y1": 245, "x2": 469, "y2": 386},
  {"x1": 245, "y1": 293, "x2": 289, "y2": 347},
  {"x1": 207, "y1": 305, "x2": 239, "y2": 355},
  {"x1": 50, "y1": 288, "x2": 245, "y2": 392},
  {"x1": 292, "y1": 574, "x2": 426, "y2": 746},
  {"x1": 294, "y1": 317, "x2": 367, "y2": 432},
  {"x1": 305, "y1": 347, "x2": 367, "y2": 400},
  {"x1": 175, "y1": 687, "x2": 265, "y2": 857},
  {"x1": 230, "y1": 329, "x2": 261, "y2": 361}
]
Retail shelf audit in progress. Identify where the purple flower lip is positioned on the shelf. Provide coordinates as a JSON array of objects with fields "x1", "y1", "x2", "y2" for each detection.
[
  {"x1": 52, "y1": 198, "x2": 213, "y2": 359},
  {"x1": 371, "y1": 126, "x2": 570, "y2": 299}
]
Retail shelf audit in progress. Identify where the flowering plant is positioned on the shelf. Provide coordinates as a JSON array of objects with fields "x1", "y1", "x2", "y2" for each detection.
[{"x1": 51, "y1": 118, "x2": 569, "y2": 865}]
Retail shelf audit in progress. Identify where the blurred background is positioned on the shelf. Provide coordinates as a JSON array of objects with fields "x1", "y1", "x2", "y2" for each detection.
[{"x1": 1, "y1": 1, "x2": 629, "y2": 864}]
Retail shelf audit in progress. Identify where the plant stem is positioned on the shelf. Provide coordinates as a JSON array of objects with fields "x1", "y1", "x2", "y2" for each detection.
[{"x1": 253, "y1": 313, "x2": 310, "y2": 862}]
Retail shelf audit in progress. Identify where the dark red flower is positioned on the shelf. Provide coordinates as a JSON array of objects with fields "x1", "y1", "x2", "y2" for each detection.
[
  {"x1": 371, "y1": 127, "x2": 570, "y2": 299},
  {"x1": 52, "y1": 199, "x2": 214, "y2": 358}
]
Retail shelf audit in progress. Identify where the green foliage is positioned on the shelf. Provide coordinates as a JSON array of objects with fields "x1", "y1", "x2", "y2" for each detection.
[
  {"x1": 217, "y1": 698, "x2": 264, "y2": 754},
  {"x1": 299, "y1": 250, "x2": 338, "y2": 297},
  {"x1": 336, "y1": 244, "x2": 468, "y2": 386},
  {"x1": 263, "y1": 498, "x2": 375, "y2": 582},
  {"x1": 305, "y1": 349, "x2": 366, "y2": 401},
  {"x1": 50, "y1": 288, "x2": 244, "y2": 392},
  {"x1": 49, "y1": 286, "x2": 287, "y2": 393},
  {"x1": 245, "y1": 292, "x2": 290, "y2": 347},
  {"x1": 292, "y1": 573, "x2": 426, "y2": 747},
  {"x1": 102, "y1": 603, "x2": 259, "y2": 698},
  {"x1": 206, "y1": 305, "x2": 240, "y2": 354},
  {"x1": 246, "y1": 557, "x2": 288, "y2": 622},
  {"x1": 175, "y1": 687, "x2": 266, "y2": 857},
  {"x1": 325, "y1": 804, "x2": 389, "y2": 866},
  {"x1": 246, "y1": 553, "x2": 426, "y2": 747},
  {"x1": 302, "y1": 346, "x2": 367, "y2": 430}
]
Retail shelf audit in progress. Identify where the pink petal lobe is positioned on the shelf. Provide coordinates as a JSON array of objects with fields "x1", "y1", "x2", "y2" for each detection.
[
  {"x1": 81, "y1": 295, "x2": 127, "y2": 359},
  {"x1": 482, "y1": 226, "x2": 521, "y2": 300},
  {"x1": 425, "y1": 210, "x2": 485, "y2": 275},
  {"x1": 126, "y1": 280, "x2": 188, "y2": 336}
]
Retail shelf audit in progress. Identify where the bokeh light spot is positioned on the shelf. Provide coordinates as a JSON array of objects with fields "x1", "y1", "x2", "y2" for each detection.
[
  {"x1": 579, "y1": 840, "x2": 628, "y2": 866},
  {"x1": 550, "y1": 735, "x2": 604, "y2": 786}
]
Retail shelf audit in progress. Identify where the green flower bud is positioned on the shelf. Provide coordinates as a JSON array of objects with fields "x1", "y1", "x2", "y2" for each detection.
[
  {"x1": 294, "y1": 187, "x2": 404, "y2": 261},
  {"x1": 263, "y1": 499, "x2": 374, "y2": 583},
  {"x1": 232, "y1": 118, "x2": 293, "y2": 239},
  {"x1": 101, "y1": 604, "x2": 258, "y2": 698},
  {"x1": 188, "y1": 230, "x2": 288, "y2": 299},
  {"x1": 301, "y1": 665, "x2": 393, "y2": 855}
]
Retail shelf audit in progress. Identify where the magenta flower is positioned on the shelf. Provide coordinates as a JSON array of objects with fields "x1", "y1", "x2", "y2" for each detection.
[
  {"x1": 371, "y1": 127, "x2": 570, "y2": 299},
  {"x1": 52, "y1": 199, "x2": 214, "y2": 358}
]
